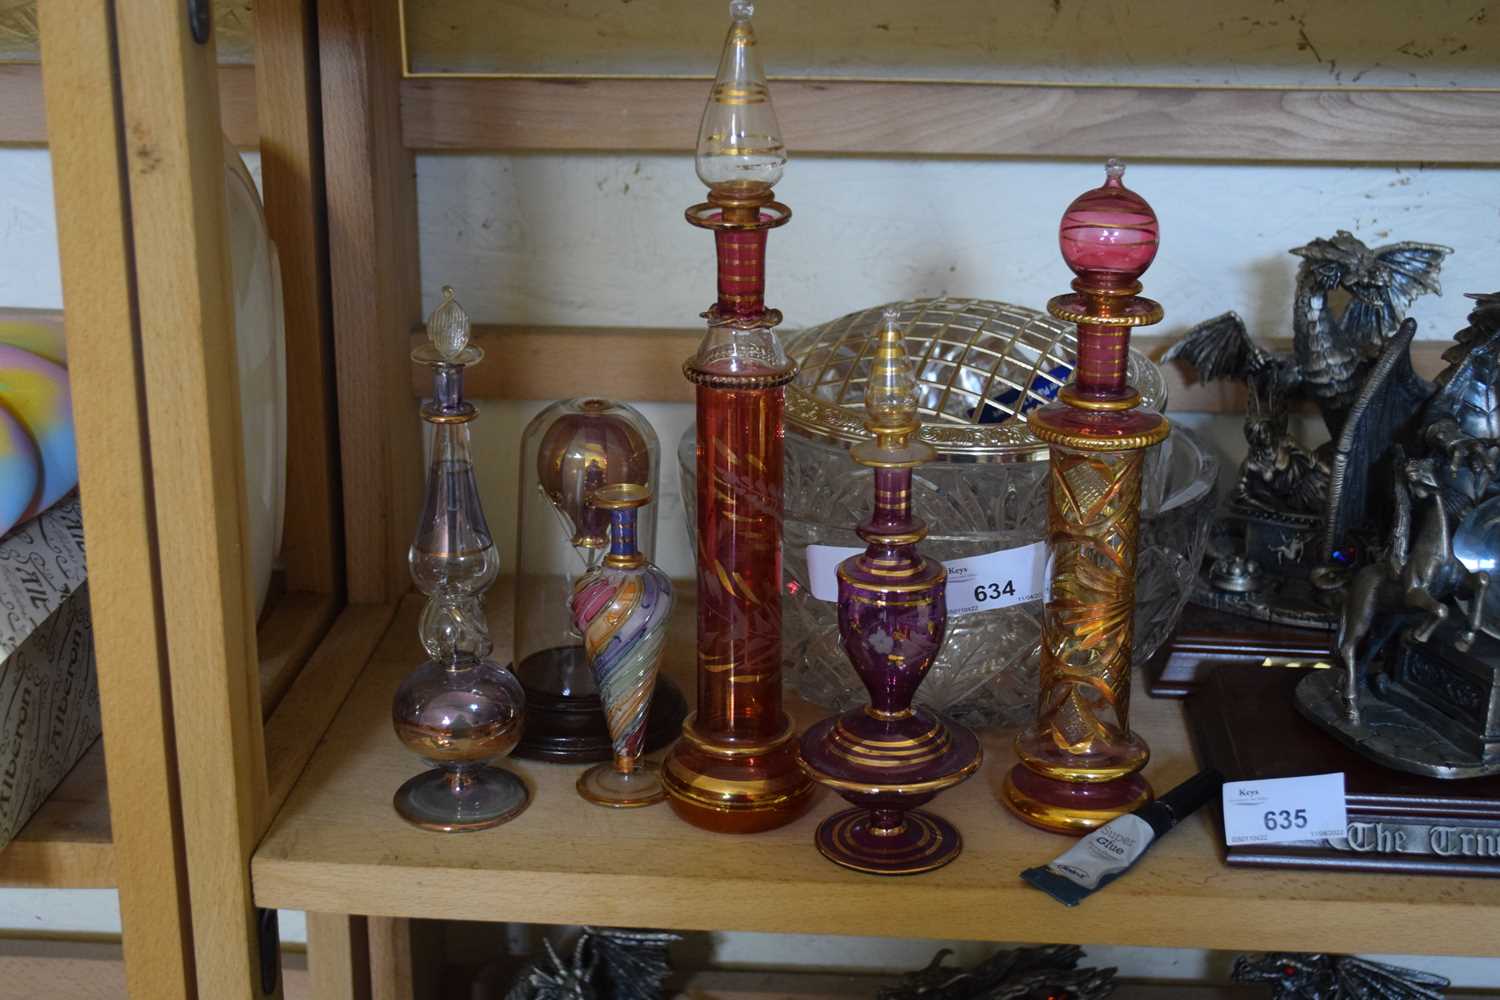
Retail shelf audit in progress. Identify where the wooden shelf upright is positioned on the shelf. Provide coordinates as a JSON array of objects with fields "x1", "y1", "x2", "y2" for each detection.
[{"x1": 16, "y1": 0, "x2": 1500, "y2": 997}]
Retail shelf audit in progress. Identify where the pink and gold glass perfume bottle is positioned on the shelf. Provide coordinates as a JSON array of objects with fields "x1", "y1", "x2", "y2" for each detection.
[
  {"x1": 1002, "y1": 161, "x2": 1170, "y2": 835},
  {"x1": 799, "y1": 310, "x2": 982, "y2": 875},
  {"x1": 661, "y1": 0, "x2": 815, "y2": 833}
]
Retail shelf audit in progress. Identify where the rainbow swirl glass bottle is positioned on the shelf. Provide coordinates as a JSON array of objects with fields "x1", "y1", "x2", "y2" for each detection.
[
  {"x1": 569, "y1": 483, "x2": 674, "y2": 807},
  {"x1": 392, "y1": 288, "x2": 529, "y2": 832},
  {"x1": 799, "y1": 310, "x2": 983, "y2": 875}
]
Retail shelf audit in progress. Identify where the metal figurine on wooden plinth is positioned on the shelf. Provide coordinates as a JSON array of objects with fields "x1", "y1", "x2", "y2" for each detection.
[
  {"x1": 392, "y1": 288, "x2": 529, "y2": 832},
  {"x1": 1002, "y1": 161, "x2": 1170, "y2": 836},
  {"x1": 661, "y1": 0, "x2": 815, "y2": 832},
  {"x1": 799, "y1": 310, "x2": 982, "y2": 875}
]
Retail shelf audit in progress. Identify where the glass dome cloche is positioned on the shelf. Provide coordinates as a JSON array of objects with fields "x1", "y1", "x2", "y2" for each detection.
[
  {"x1": 514, "y1": 398, "x2": 687, "y2": 762},
  {"x1": 679, "y1": 297, "x2": 1218, "y2": 728}
]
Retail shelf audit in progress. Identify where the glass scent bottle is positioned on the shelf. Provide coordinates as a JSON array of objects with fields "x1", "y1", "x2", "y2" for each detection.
[
  {"x1": 694, "y1": 1, "x2": 787, "y2": 191},
  {"x1": 570, "y1": 483, "x2": 673, "y2": 808},
  {"x1": 392, "y1": 288, "x2": 529, "y2": 832},
  {"x1": 663, "y1": 0, "x2": 813, "y2": 832},
  {"x1": 799, "y1": 309, "x2": 982, "y2": 875},
  {"x1": 512, "y1": 398, "x2": 686, "y2": 763},
  {"x1": 1003, "y1": 161, "x2": 1170, "y2": 836}
]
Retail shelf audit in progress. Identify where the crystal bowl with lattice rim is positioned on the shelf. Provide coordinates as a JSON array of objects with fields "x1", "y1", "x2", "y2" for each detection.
[
  {"x1": 679, "y1": 298, "x2": 1215, "y2": 729},
  {"x1": 783, "y1": 297, "x2": 1167, "y2": 461}
]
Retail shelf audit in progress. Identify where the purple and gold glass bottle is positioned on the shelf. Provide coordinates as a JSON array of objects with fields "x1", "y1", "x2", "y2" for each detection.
[
  {"x1": 570, "y1": 483, "x2": 673, "y2": 808},
  {"x1": 391, "y1": 288, "x2": 529, "y2": 832},
  {"x1": 798, "y1": 309, "x2": 983, "y2": 875}
]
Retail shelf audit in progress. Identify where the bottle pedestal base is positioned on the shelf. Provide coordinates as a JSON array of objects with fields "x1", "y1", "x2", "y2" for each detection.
[
  {"x1": 662, "y1": 716, "x2": 815, "y2": 833},
  {"x1": 393, "y1": 766, "x2": 530, "y2": 833},
  {"x1": 1001, "y1": 764, "x2": 1151, "y2": 836},
  {"x1": 577, "y1": 760, "x2": 667, "y2": 808},
  {"x1": 814, "y1": 807, "x2": 962, "y2": 876}
]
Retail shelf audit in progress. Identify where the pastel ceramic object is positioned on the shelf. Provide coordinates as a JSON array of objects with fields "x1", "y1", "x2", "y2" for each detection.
[
  {"x1": 224, "y1": 139, "x2": 288, "y2": 616},
  {"x1": 0, "y1": 344, "x2": 75, "y2": 520},
  {"x1": 0, "y1": 406, "x2": 39, "y2": 537},
  {"x1": 0, "y1": 312, "x2": 66, "y2": 366}
]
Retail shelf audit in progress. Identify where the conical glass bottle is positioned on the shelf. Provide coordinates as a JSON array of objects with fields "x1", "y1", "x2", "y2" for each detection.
[
  {"x1": 392, "y1": 288, "x2": 529, "y2": 832},
  {"x1": 571, "y1": 483, "x2": 673, "y2": 808}
]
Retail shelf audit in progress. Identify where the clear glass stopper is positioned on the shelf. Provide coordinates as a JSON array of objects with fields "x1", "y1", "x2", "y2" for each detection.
[
  {"x1": 427, "y1": 286, "x2": 471, "y2": 361},
  {"x1": 864, "y1": 308, "x2": 920, "y2": 437},
  {"x1": 695, "y1": 0, "x2": 786, "y2": 190},
  {"x1": 850, "y1": 308, "x2": 934, "y2": 468}
]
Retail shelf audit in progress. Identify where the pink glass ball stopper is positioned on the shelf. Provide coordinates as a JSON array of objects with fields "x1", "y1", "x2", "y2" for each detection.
[{"x1": 1058, "y1": 158, "x2": 1159, "y2": 286}]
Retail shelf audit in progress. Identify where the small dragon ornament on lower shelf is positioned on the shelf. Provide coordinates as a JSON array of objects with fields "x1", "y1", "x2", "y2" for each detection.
[
  {"x1": 878, "y1": 944, "x2": 1117, "y2": 1000},
  {"x1": 1232, "y1": 953, "x2": 1449, "y2": 1000}
]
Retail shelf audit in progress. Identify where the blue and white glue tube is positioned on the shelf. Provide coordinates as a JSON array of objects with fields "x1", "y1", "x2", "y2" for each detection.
[{"x1": 1021, "y1": 769, "x2": 1224, "y2": 906}]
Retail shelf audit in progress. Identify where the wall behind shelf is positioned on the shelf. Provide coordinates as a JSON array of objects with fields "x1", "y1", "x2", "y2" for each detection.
[{"x1": 426, "y1": 151, "x2": 1496, "y2": 578}]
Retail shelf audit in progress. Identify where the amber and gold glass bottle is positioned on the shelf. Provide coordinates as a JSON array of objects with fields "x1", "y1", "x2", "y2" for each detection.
[
  {"x1": 1002, "y1": 161, "x2": 1170, "y2": 835},
  {"x1": 661, "y1": 0, "x2": 814, "y2": 832}
]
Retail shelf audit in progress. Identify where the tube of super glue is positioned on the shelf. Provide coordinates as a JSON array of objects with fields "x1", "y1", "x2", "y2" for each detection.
[{"x1": 1021, "y1": 768, "x2": 1224, "y2": 906}]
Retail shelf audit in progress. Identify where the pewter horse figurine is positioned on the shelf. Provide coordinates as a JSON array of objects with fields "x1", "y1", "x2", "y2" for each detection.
[{"x1": 1336, "y1": 456, "x2": 1490, "y2": 721}]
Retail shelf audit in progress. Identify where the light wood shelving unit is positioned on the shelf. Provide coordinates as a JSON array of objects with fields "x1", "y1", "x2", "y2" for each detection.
[
  {"x1": 0, "y1": 742, "x2": 113, "y2": 889},
  {"x1": 12, "y1": 0, "x2": 1500, "y2": 996},
  {"x1": 256, "y1": 590, "x2": 1500, "y2": 958}
]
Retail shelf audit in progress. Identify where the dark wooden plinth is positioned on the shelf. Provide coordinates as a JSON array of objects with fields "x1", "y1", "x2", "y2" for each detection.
[
  {"x1": 1188, "y1": 665, "x2": 1500, "y2": 876},
  {"x1": 1146, "y1": 604, "x2": 1336, "y2": 698}
]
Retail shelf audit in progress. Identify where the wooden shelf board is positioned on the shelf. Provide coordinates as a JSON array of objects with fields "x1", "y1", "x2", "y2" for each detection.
[
  {"x1": 399, "y1": 77, "x2": 1500, "y2": 164},
  {"x1": 258, "y1": 589, "x2": 339, "y2": 718},
  {"x1": 0, "y1": 738, "x2": 113, "y2": 889},
  {"x1": 0, "y1": 938, "x2": 312, "y2": 1000},
  {"x1": 254, "y1": 584, "x2": 1500, "y2": 956},
  {"x1": 1, "y1": 63, "x2": 258, "y2": 147},
  {"x1": 0, "y1": 587, "x2": 339, "y2": 891}
]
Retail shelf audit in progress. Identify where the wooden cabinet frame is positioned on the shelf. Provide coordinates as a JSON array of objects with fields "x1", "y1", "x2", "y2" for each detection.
[{"x1": 22, "y1": 0, "x2": 1500, "y2": 997}]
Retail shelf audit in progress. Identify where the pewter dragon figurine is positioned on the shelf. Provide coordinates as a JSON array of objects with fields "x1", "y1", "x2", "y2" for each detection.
[
  {"x1": 504, "y1": 928, "x2": 678, "y2": 1000},
  {"x1": 1232, "y1": 952, "x2": 1448, "y2": 1000},
  {"x1": 1163, "y1": 232, "x2": 1450, "y2": 626},
  {"x1": 878, "y1": 945, "x2": 1117, "y2": 1000},
  {"x1": 1166, "y1": 231, "x2": 1451, "y2": 440}
]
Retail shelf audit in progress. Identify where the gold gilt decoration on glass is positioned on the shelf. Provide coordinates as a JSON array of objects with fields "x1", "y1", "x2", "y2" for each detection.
[{"x1": 1002, "y1": 160, "x2": 1169, "y2": 835}]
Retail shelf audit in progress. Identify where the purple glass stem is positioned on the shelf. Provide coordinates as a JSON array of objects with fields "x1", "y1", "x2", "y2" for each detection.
[
  {"x1": 431, "y1": 362, "x2": 466, "y2": 414},
  {"x1": 609, "y1": 506, "x2": 638, "y2": 559}
]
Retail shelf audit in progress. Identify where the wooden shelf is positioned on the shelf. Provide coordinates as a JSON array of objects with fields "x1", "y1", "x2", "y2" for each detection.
[
  {"x1": 253, "y1": 588, "x2": 1500, "y2": 956},
  {"x1": 0, "y1": 586, "x2": 338, "y2": 892},
  {"x1": 0, "y1": 739, "x2": 113, "y2": 889}
]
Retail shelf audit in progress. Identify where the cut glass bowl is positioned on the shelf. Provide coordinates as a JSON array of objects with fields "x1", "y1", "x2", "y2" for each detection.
[{"x1": 678, "y1": 297, "x2": 1216, "y2": 729}]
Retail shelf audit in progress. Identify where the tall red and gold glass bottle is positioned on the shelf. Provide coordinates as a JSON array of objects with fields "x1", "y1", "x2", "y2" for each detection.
[
  {"x1": 1002, "y1": 160, "x2": 1170, "y2": 835},
  {"x1": 661, "y1": 0, "x2": 815, "y2": 832}
]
